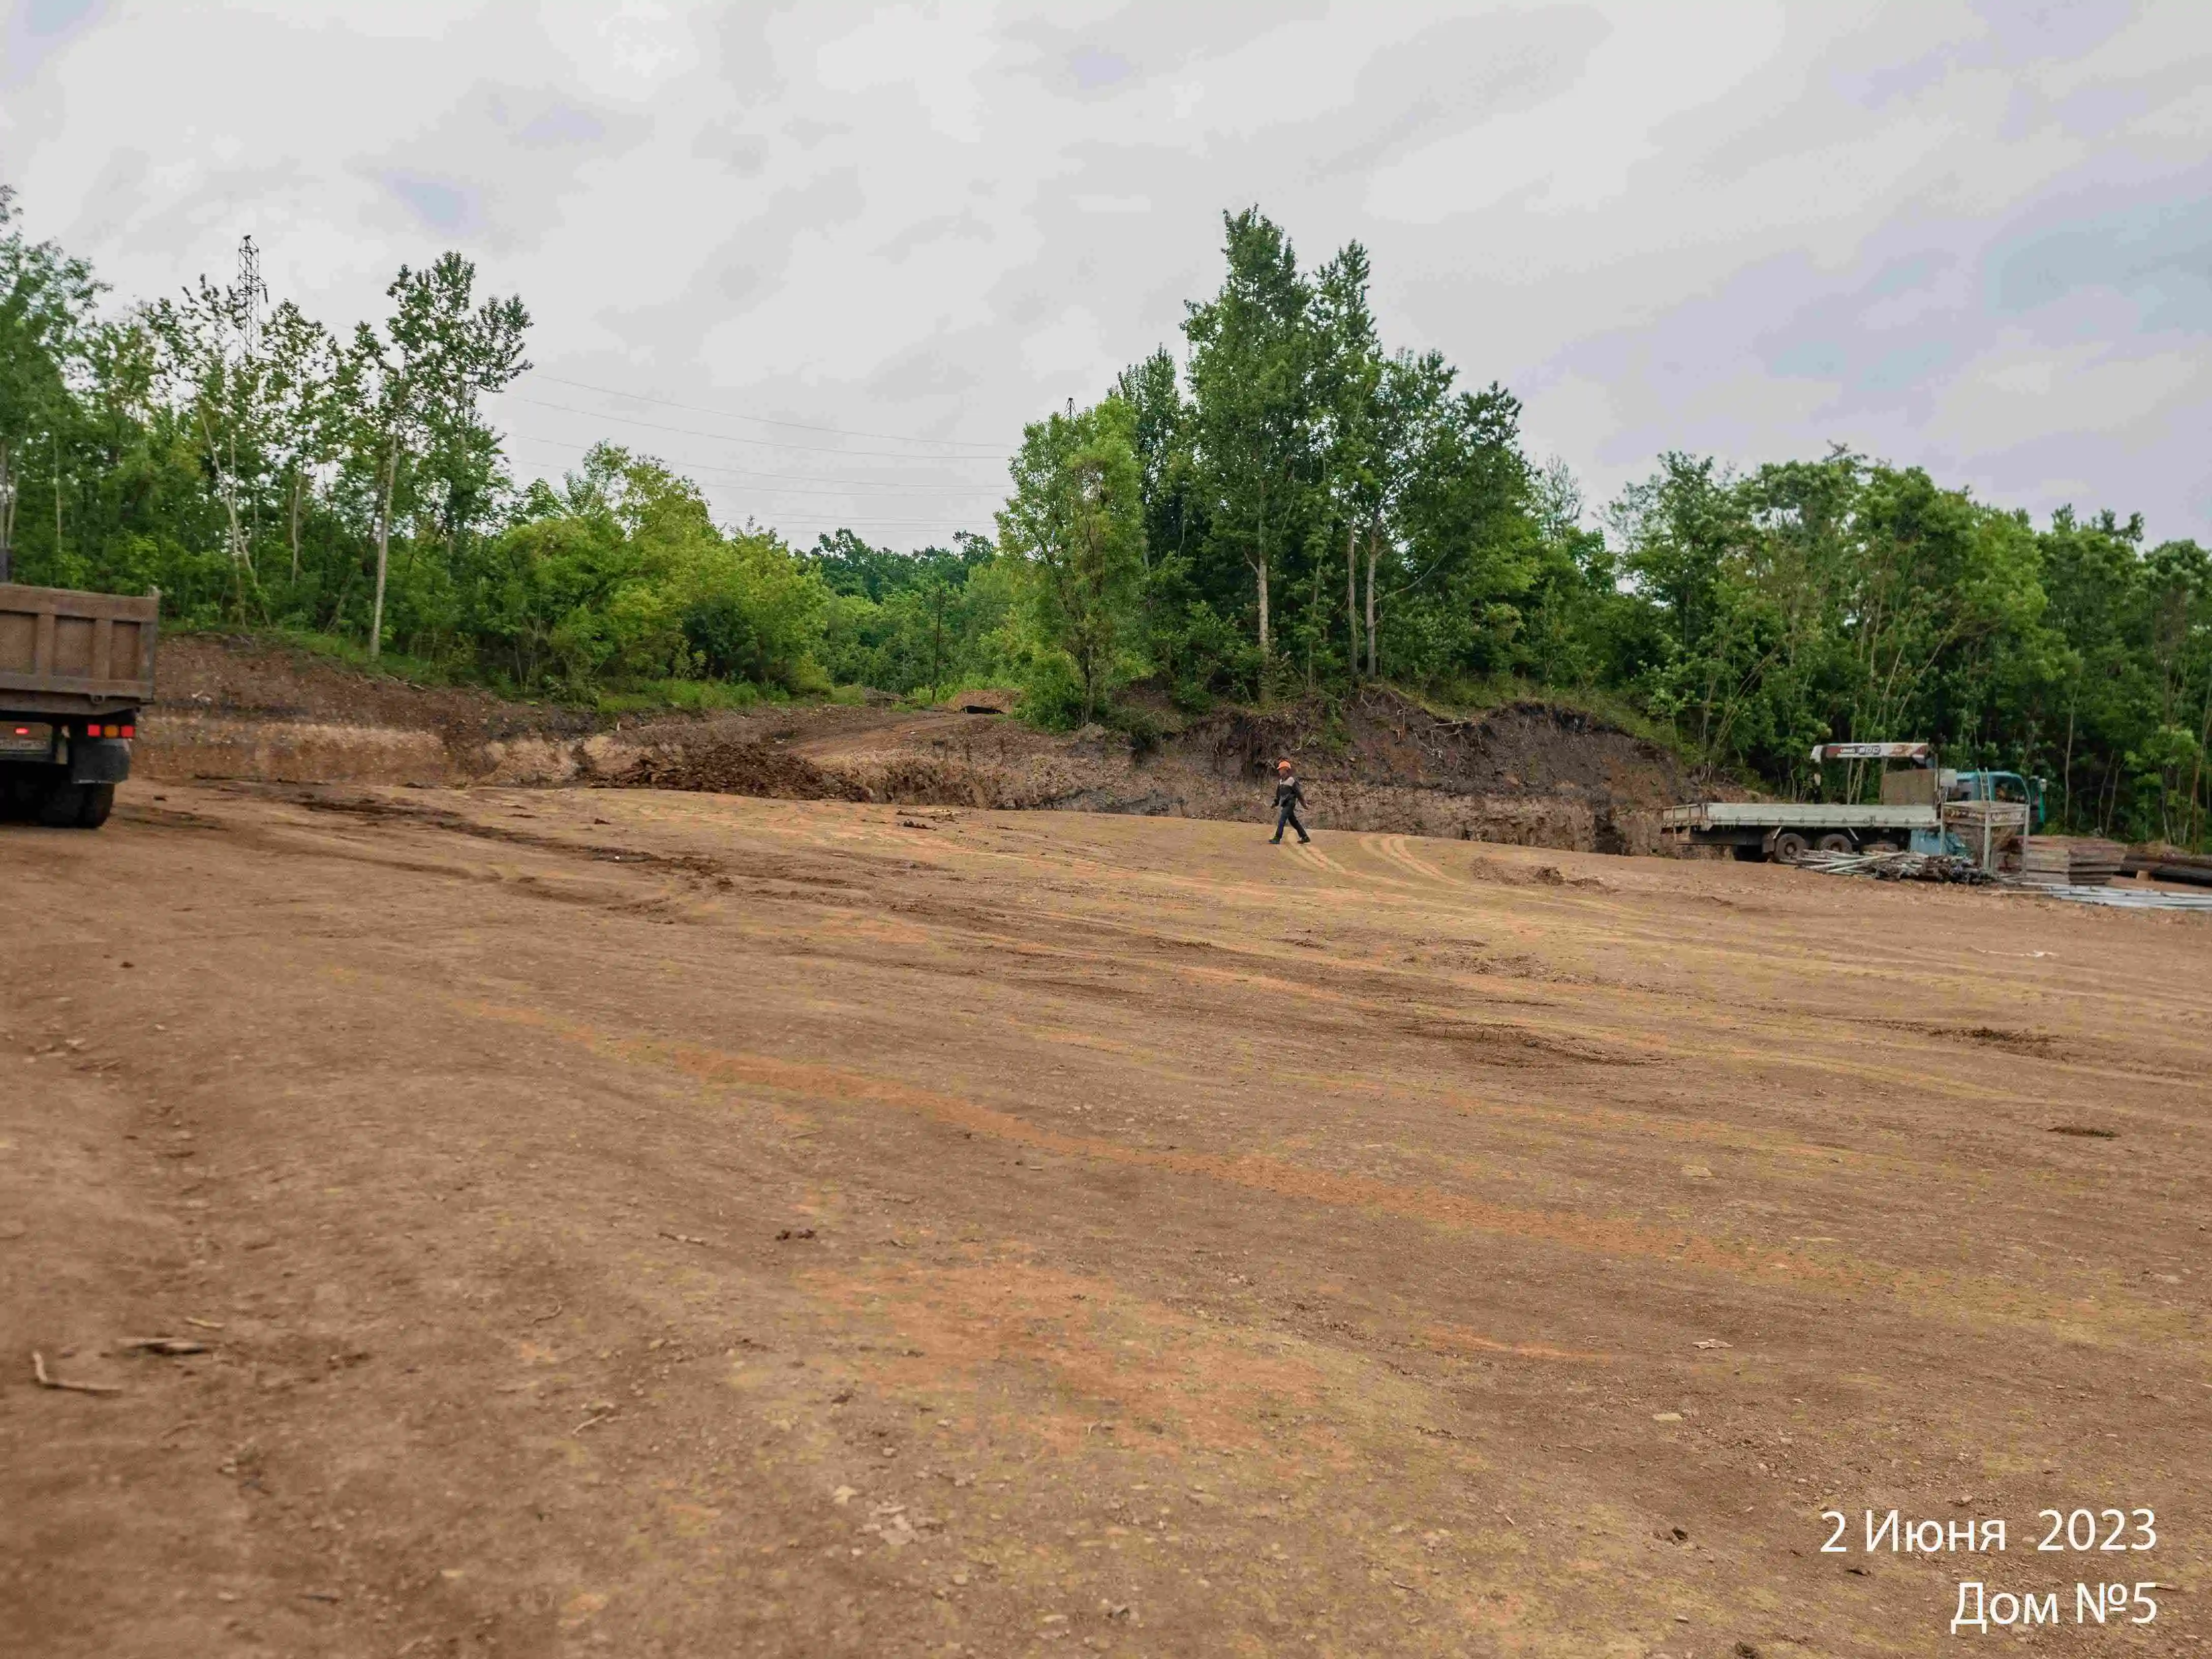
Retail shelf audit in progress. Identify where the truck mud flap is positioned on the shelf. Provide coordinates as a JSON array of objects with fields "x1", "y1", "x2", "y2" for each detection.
[{"x1": 69, "y1": 738, "x2": 132, "y2": 783}]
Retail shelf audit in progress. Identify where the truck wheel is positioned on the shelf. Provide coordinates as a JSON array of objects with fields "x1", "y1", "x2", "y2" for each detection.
[
  {"x1": 1772, "y1": 830, "x2": 1810, "y2": 862},
  {"x1": 1816, "y1": 833, "x2": 1854, "y2": 853},
  {"x1": 35, "y1": 781, "x2": 87, "y2": 827},
  {"x1": 75, "y1": 783, "x2": 115, "y2": 828},
  {"x1": 1731, "y1": 844, "x2": 1765, "y2": 862}
]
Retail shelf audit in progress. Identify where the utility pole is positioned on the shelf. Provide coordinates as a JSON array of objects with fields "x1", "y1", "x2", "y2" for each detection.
[
  {"x1": 238, "y1": 235, "x2": 263, "y2": 360},
  {"x1": 239, "y1": 234, "x2": 263, "y2": 552},
  {"x1": 216, "y1": 234, "x2": 268, "y2": 615}
]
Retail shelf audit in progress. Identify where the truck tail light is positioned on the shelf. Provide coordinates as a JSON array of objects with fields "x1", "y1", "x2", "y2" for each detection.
[{"x1": 120, "y1": 724, "x2": 135, "y2": 739}]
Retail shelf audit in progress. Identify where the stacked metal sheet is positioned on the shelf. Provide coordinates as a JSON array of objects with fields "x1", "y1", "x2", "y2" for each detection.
[
  {"x1": 2017, "y1": 837, "x2": 2126, "y2": 886},
  {"x1": 2066, "y1": 839, "x2": 2127, "y2": 885},
  {"x1": 2006, "y1": 883, "x2": 2212, "y2": 913}
]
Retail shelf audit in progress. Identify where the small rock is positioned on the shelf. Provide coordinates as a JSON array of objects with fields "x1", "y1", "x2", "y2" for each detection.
[{"x1": 1652, "y1": 1411, "x2": 1683, "y2": 1423}]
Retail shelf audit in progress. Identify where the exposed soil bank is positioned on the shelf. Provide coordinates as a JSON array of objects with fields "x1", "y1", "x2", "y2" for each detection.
[{"x1": 140, "y1": 636, "x2": 1700, "y2": 853}]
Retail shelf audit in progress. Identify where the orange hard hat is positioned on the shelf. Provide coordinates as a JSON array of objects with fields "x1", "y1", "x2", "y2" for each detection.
[{"x1": 1276, "y1": 758, "x2": 1292, "y2": 771}]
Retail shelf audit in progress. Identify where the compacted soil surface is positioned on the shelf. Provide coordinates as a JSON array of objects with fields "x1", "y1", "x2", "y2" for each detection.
[{"x1": 2, "y1": 782, "x2": 2204, "y2": 1658}]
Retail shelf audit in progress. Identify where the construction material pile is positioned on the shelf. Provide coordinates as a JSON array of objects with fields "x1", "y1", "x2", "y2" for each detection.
[
  {"x1": 2011, "y1": 883, "x2": 2212, "y2": 913},
  {"x1": 2125, "y1": 847, "x2": 2212, "y2": 889},
  {"x1": 2020, "y1": 836, "x2": 2126, "y2": 886},
  {"x1": 1791, "y1": 848, "x2": 1995, "y2": 884}
]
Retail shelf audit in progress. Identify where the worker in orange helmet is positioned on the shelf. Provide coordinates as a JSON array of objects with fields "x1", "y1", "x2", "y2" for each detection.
[{"x1": 1269, "y1": 758, "x2": 1310, "y2": 845}]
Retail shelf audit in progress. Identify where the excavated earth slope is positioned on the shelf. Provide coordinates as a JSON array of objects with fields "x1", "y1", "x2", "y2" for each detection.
[{"x1": 139, "y1": 636, "x2": 1702, "y2": 854}]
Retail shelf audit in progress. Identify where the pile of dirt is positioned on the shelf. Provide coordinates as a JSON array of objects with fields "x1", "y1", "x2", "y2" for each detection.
[
  {"x1": 619, "y1": 732, "x2": 859, "y2": 802},
  {"x1": 137, "y1": 635, "x2": 1704, "y2": 854}
]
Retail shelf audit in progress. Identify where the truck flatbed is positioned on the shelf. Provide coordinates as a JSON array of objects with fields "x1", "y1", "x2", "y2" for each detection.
[{"x1": 1661, "y1": 802, "x2": 1937, "y2": 832}]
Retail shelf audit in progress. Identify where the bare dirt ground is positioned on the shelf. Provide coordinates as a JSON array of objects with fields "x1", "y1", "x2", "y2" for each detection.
[{"x1": 3, "y1": 780, "x2": 2205, "y2": 1658}]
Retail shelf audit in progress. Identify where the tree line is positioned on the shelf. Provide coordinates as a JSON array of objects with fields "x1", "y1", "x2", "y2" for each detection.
[{"x1": 3, "y1": 188, "x2": 2206, "y2": 844}]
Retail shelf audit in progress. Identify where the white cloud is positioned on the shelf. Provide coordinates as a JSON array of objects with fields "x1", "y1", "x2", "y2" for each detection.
[
  {"x1": 811, "y1": 3, "x2": 1002, "y2": 143},
  {"x1": 1931, "y1": 338, "x2": 2205, "y2": 455},
  {"x1": 4, "y1": 0, "x2": 2207, "y2": 545}
]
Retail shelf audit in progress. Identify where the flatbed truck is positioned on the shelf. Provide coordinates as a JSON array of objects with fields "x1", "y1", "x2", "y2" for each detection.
[
  {"x1": 0, "y1": 582, "x2": 159, "y2": 830},
  {"x1": 1663, "y1": 742, "x2": 2040, "y2": 865}
]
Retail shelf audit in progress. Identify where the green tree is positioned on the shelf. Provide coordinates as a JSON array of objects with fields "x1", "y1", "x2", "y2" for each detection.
[
  {"x1": 147, "y1": 260, "x2": 279, "y2": 618},
  {"x1": 347, "y1": 253, "x2": 530, "y2": 658},
  {"x1": 996, "y1": 394, "x2": 1146, "y2": 724},
  {"x1": 1184, "y1": 209, "x2": 1319, "y2": 675},
  {"x1": 0, "y1": 187, "x2": 100, "y2": 583}
]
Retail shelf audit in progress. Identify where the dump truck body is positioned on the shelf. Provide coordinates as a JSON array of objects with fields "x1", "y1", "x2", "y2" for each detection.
[{"x1": 0, "y1": 582, "x2": 159, "y2": 830}]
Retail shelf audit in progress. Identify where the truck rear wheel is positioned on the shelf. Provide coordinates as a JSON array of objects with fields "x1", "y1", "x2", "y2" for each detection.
[
  {"x1": 32, "y1": 780, "x2": 113, "y2": 829},
  {"x1": 1816, "y1": 832, "x2": 1854, "y2": 854},
  {"x1": 1772, "y1": 830, "x2": 1810, "y2": 862},
  {"x1": 35, "y1": 780, "x2": 87, "y2": 827}
]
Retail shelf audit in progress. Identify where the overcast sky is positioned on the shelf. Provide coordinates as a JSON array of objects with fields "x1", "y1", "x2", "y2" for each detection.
[{"x1": 5, "y1": 0, "x2": 2208, "y2": 550}]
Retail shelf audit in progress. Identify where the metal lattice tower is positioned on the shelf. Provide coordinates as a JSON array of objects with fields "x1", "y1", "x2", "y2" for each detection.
[{"x1": 237, "y1": 234, "x2": 263, "y2": 360}]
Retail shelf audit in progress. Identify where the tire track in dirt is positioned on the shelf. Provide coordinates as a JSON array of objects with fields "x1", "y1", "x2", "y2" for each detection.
[
  {"x1": 1364, "y1": 832, "x2": 1456, "y2": 887},
  {"x1": 455, "y1": 997, "x2": 2192, "y2": 1348}
]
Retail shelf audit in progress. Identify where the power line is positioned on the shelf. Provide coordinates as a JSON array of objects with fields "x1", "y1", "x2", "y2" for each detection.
[
  {"x1": 498, "y1": 376, "x2": 1008, "y2": 455},
  {"x1": 497, "y1": 392, "x2": 1008, "y2": 463},
  {"x1": 499, "y1": 445, "x2": 994, "y2": 531},
  {"x1": 501, "y1": 431, "x2": 1006, "y2": 497},
  {"x1": 522, "y1": 371, "x2": 1008, "y2": 452}
]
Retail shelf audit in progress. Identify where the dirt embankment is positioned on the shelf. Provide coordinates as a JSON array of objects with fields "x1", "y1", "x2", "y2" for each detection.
[{"x1": 140, "y1": 636, "x2": 1700, "y2": 853}]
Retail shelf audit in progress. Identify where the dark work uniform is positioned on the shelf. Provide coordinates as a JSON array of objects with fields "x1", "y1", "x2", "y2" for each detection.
[{"x1": 1271, "y1": 774, "x2": 1310, "y2": 844}]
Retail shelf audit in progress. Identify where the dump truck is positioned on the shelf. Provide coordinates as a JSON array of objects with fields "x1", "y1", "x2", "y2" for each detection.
[
  {"x1": 1663, "y1": 742, "x2": 2041, "y2": 866},
  {"x1": 0, "y1": 581, "x2": 159, "y2": 830}
]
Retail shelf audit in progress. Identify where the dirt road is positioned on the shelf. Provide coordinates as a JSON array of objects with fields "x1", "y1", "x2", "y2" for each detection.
[{"x1": 4, "y1": 783, "x2": 2204, "y2": 1657}]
